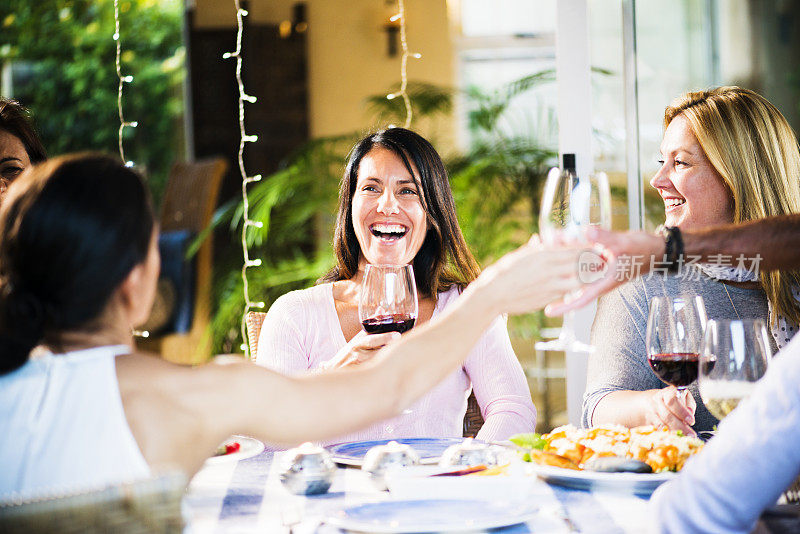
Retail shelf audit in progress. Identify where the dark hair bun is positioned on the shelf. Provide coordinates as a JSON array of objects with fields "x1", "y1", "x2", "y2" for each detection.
[
  {"x1": 0, "y1": 154, "x2": 154, "y2": 374},
  {"x1": 0, "y1": 285, "x2": 47, "y2": 373}
]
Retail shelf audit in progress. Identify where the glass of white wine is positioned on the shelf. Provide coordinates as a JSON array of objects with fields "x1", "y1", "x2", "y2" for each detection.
[
  {"x1": 699, "y1": 319, "x2": 771, "y2": 420},
  {"x1": 534, "y1": 157, "x2": 611, "y2": 354}
]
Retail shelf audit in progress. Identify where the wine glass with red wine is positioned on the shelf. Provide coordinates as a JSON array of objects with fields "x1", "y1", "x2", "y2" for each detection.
[
  {"x1": 360, "y1": 264, "x2": 418, "y2": 434},
  {"x1": 645, "y1": 296, "x2": 708, "y2": 395},
  {"x1": 359, "y1": 264, "x2": 418, "y2": 334}
]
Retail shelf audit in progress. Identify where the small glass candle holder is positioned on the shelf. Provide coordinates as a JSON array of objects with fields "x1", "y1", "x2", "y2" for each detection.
[
  {"x1": 279, "y1": 442, "x2": 337, "y2": 495},
  {"x1": 362, "y1": 440, "x2": 420, "y2": 489},
  {"x1": 439, "y1": 438, "x2": 509, "y2": 467}
]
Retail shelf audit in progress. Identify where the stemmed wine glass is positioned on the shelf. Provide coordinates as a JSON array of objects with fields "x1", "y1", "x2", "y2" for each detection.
[
  {"x1": 534, "y1": 160, "x2": 611, "y2": 353},
  {"x1": 359, "y1": 264, "x2": 418, "y2": 334},
  {"x1": 646, "y1": 296, "x2": 708, "y2": 394},
  {"x1": 359, "y1": 264, "x2": 418, "y2": 435},
  {"x1": 699, "y1": 319, "x2": 771, "y2": 420}
]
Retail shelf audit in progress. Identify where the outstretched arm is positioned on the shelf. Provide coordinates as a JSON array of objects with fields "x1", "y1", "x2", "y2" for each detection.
[
  {"x1": 548, "y1": 215, "x2": 800, "y2": 315},
  {"x1": 122, "y1": 241, "x2": 584, "y2": 475}
]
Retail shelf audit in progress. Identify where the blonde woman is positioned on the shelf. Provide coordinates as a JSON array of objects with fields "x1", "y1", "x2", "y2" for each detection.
[{"x1": 583, "y1": 87, "x2": 800, "y2": 435}]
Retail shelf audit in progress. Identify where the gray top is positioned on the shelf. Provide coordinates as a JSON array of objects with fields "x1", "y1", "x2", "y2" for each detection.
[{"x1": 583, "y1": 266, "x2": 773, "y2": 433}]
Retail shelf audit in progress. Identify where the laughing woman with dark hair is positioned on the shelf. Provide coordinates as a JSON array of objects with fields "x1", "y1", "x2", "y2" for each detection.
[{"x1": 256, "y1": 128, "x2": 537, "y2": 443}]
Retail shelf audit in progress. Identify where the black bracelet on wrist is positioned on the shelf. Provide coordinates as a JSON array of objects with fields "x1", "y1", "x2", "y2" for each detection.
[{"x1": 661, "y1": 226, "x2": 683, "y2": 272}]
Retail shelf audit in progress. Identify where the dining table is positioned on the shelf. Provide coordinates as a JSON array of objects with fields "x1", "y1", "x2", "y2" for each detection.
[{"x1": 183, "y1": 443, "x2": 655, "y2": 533}]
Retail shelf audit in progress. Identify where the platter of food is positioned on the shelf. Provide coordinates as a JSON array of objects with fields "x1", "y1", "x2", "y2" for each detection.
[{"x1": 510, "y1": 425, "x2": 704, "y2": 495}]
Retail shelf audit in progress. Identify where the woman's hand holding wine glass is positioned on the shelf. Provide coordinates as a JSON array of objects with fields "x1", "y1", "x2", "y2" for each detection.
[
  {"x1": 643, "y1": 386, "x2": 697, "y2": 436},
  {"x1": 322, "y1": 330, "x2": 401, "y2": 370},
  {"x1": 645, "y1": 295, "x2": 708, "y2": 435}
]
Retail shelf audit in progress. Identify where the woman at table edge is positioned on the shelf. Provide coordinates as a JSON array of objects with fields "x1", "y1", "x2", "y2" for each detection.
[
  {"x1": 0, "y1": 153, "x2": 583, "y2": 496},
  {"x1": 560, "y1": 217, "x2": 800, "y2": 534},
  {"x1": 256, "y1": 128, "x2": 535, "y2": 444}
]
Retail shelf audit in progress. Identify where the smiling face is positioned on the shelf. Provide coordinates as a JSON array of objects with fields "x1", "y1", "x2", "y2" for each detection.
[
  {"x1": 351, "y1": 147, "x2": 428, "y2": 267},
  {"x1": 650, "y1": 114, "x2": 734, "y2": 230},
  {"x1": 0, "y1": 129, "x2": 31, "y2": 198}
]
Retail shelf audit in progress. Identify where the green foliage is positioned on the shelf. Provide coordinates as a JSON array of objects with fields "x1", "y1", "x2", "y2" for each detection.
[
  {"x1": 365, "y1": 81, "x2": 454, "y2": 125},
  {"x1": 211, "y1": 133, "x2": 360, "y2": 351},
  {"x1": 509, "y1": 432, "x2": 547, "y2": 451},
  {"x1": 0, "y1": 0, "x2": 184, "y2": 204}
]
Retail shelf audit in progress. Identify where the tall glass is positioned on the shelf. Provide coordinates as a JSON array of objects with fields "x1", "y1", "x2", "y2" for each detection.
[
  {"x1": 699, "y1": 319, "x2": 771, "y2": 420},
  {"x1": 645, "y1": 295, "x2": 708, "y2": 393},
  {"x1": 359, "y1": 264, "x2": 418, "y2": 435},
  {"x1": 535, "y1": 164, "x2": 611, "y2": 353}
]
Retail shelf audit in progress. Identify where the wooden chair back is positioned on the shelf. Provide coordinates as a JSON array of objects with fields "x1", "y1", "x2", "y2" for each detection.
[
  {"x1": 245, "y1": 311, "x2": 484, "y2": 437},
  {"x1": 137, "y1": 158, "x2": 227, "y2": 365},
  {"x1": 159, "y1": 159, "x2": 226, "y2": 233}
]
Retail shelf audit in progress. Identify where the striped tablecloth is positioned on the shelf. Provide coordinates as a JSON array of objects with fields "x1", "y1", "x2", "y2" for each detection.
[{"x1": 184, "y1": 450, "x2": 652, "y2": 533}]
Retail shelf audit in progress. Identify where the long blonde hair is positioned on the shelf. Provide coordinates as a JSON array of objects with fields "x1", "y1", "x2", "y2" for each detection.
[{"x1": 665, "y1": 86, "x2": 800, "y2": 323}]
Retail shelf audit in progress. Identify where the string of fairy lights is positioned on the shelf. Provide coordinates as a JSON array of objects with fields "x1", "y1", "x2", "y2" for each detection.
[
  {"x1": 222, "y1": 0, "x2": 266, "y2": 358},
  {"x1": 114, "y1": 0, "x2": 149, "y2": 339},
  {"x1": 386, "y1": 0, "x2": 419, "y2": 128},
  {"x1": 113, "y1": 0, "x2": 137, "y2": 168}
]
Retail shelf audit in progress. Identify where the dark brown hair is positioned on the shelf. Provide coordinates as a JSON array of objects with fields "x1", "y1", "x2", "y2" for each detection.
[
  {"x1": 320, "y1": 128, "x2": 481, "y2": 297},
  {"x1": 0, "y1": 154, "x2": 154, "y2": 374},
  {"x1": 0, "y1": 98, "x2": 47, "y2": 164}
]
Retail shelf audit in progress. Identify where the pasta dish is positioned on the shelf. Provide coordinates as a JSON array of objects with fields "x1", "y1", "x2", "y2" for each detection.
[{"x1": 518, "y1": 424, "x2": 704, "y2": 473}]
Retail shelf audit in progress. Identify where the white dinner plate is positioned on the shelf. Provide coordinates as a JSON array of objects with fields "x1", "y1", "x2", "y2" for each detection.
[
  {"x1": 527, "y1": 463, "x2": 676, "y2": 495},
  {"x1": 204, "y1": 435, "x2": 264, "y2": 465},
  {"x1": 326, "y1": 499, "x2": 539, "y2": 533}
]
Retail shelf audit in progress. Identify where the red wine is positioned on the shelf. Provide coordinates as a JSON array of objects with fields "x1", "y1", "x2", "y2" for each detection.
[
  {"x1": 648, "y1": 353, "x2": 699, "y2": 388},
  {"x1": 362, "y1": 314, "x2": 416, "y2": 334}
]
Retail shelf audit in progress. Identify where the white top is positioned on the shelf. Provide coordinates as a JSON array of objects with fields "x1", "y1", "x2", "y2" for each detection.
[
  {"x1": 0, "y1": 345, "x2": 150, "y2": 498},
  {"x1": 256, "y1": 283, "x2": 537, "y2": 445},
  {"x1": 650, "y1": 332, "x2": 800, "y2": 533}
]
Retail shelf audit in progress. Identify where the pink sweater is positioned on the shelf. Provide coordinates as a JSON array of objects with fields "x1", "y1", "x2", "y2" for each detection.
[{"x1": 256, "y1": 283, "x2": 536, "y2": 446}]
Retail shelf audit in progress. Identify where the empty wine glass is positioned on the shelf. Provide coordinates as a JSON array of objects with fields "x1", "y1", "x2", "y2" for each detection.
[
  {"x1": 535, "y1": 158, "x2": 611, "y2": 353},
  {"x1": 699, "y1": 319, "x2": 771, "y2": 420},
  {"x1": 646, "y1": 295, "x2": 708, "y2": 393},
  {"x1": 359, "y1": 264, "x2": 418, "y2": 435}
]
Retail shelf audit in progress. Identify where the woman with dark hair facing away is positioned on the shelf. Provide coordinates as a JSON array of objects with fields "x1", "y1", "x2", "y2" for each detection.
[
  {"x1": 0, "y1": 98, "x2": 46, "y2": 197},
  {"x1": 0, "y1": 154, "x2": 583, "y2": 496},
  {"x1": 256, "y1": 128, "x2": 536, "y2": 443}
]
